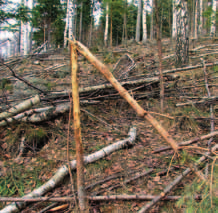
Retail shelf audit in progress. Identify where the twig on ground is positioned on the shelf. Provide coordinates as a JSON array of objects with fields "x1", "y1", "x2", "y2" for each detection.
[
  {"x1": 152, "y1": 131, "x2": 218, "y2": 154},
  {"x1": 138, "y1": 144, "x2": 218, "y2": 213}
]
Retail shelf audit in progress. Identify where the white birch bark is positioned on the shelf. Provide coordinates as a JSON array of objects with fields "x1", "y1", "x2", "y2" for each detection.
[
  {"x1": 68, "y1": 0, "x2": 74, "y2": 40},
  {"x1": 20, "y1": 0, "x2": 33, "y2": 55},
  {"x1": 142, "y1": 0, "x2": 147, "y2": 42},
  {"x1": 199, "y1": 0, "x2": 203, "y2": 36},
  {"x1": 104, "y1": 2, "x2": 109, "y2": 46},
  {"x1": 136, "y1": 0, "x2": 141, "y2": 42},
  {"x1": 172, "y1": 0, "x2": 180, "y2": 38},
  {"x1": 194, "y1": 0, "x2": 198, "y2": 39},
  {"x1": 64, "y1": 0, "x2": 75, "y2": 47},
  {"x1": 64, "y1": 0, "x2": 70, "y2": 47},
  {"x1": 210, "y1": 0, "x2": 217, "y2": 37}
]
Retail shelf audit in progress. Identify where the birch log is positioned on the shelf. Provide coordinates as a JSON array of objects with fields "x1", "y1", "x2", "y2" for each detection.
[
  {"x1": 0, "y1": 95, "x2": 40, "y2": 121},
  {"x1": 75, "y1": 41, "x2": 179, "y2": 153},
  {"x1": 0, "y1": 127, "x2": 137, "y2": 213}
]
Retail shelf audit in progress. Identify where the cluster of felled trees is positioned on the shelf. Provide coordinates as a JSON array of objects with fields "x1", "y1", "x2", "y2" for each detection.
[{"x1": 0, "y1": 0, "x2": 217, "y2": 54}]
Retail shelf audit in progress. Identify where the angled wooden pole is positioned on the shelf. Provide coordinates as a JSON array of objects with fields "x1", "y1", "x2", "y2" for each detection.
[
  {"x1": 70, "y1": 42, "x2": 87, "y2": 211},
  {"x1": 75, "y1": 41, "x2": 178, "y2": 154}
]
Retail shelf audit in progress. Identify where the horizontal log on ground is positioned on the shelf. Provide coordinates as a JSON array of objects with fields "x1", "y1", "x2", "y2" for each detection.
[
  {"x1": 158, "y1": 61, "x2": 218, "y2": 76},
  {"x1": 176, "y1": 96, "x2": 217, "y2": 107},
  {"x1": 0, "y1": 194, "x2": 202, "y2": 202}
]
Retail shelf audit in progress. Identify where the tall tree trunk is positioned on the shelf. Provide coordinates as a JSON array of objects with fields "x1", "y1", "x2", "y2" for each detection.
[
  {"x1": 64, "y1": 0, "x2": 70, "y2": 47},
  {"x1": 136, "y1": 0, "x2": 141, "y2": 42},
  {"x1": 154, "y1": 0, "x2": 164, "y2": 112},
  {"x1": 122, "y1": 0, "x2": 127, "y2": 45},
  {"x1": 79, "y1": 2, "x2": 83, "y2": 42},
  {"x1": 20, "y1": 0, "x2": 29, "y2": 56},
  {"x1": 194, "y1": 0, "x2": 198, "y2": 39},
  {"x1": 110, "y1": 3, "x2": 113, "y2": 47},
  {"x1": 142, "y1": 0, "x2": 147, "y2": 42},
  {"x1": 199, "y1": 0, "x2": 203, "y2": 36},
  {"x1": 88, "y1": 0, "x2": 94, "y2": 47},
  {"x1": 104, "y1": 2, "x2": 109, "y2": 46},
  {"x1": 68, "y1": 0, "x2": 74, "y2": 40},
  {"x1": 47, "y1": 22, "x2": 51, "y2": 48},
  {"x1": 27, "y1": 0, "x2": 33, "y2": 53},
  {"x1": 175, "y1": 0, "x2": 189, "y2": 67},
  {"x1": 160, "y1": 6, "x2": 163, "y2": 38},
  {"x1": 150, "y1": 0, "x2": 154, "y2": 40},
  {"x1": 210, "y1": 0, "x2": 216, "y2": 37},
  {"x1": 172, "y1": 0, "x2": 180, "y2": 38}
]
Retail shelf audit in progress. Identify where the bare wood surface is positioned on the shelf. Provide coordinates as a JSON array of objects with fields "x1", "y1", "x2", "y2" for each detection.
[
  {"x1": 70, "y1": 42, "x2": 87, "y2": 211},
  {"x1": 75, "y1": 41, "x2": 179, "y2": 154}
]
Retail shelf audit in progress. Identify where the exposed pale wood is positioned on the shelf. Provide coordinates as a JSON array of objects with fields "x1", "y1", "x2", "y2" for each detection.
[
  {"x1": 75, "y1": 41, "x2": 178, "y2": 154},
  {"x1": 70, "y1": 43, "x2": 87, "y2": 211}
]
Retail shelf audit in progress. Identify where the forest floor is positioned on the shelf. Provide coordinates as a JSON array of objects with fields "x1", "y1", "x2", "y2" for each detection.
[{"x1": 0, "y1": 38, "x2": 217, "y2": 212}]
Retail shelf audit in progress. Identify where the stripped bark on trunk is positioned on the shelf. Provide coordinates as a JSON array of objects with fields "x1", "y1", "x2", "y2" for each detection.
[
  {"x1": 75, "y1": 41, "x2": 178, "y2": 153},
  {"x1": 70, "y1": 42, "x2": 87, "y2": 211}
]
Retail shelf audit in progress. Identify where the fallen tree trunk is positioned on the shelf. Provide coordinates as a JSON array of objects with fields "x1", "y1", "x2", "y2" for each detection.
[
  {"x1": 176, "y1": 96, "x2": 217, "y2": 107},
  {"x1": 0, "y1": 127, "x2": 137, "y2": 213},
  {"x1": 0, "y1": 194, "x2": 202, "y2": 202},
  {"x1": 160, "y1": 61, "x2": 218, "y2": 76},
  {"x1": 0, "y1": 95, "x2": 40, "y2": 122}
]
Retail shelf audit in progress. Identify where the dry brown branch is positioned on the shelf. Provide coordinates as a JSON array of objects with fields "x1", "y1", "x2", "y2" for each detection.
[
  {"x1": 94, "y1": 169, "x2": 154, "y2": 195},
  {"x1": 210, "y1": 156, "x2": 217, "y2": 207},
  {"x1": 75, "y1": 41, "x2": 178, "y2": 154},
  {"x1": 66, "y1": 93, "x2": 78, "y2": 208},
  {"x1": 138, "y1": 144, "x2": 218, "y2": 213},
  {"x1": 0, "y1": 61, "x2": 47, "y2": 94},
  {"x1": 38, "y1": 173, "x2": 126, "y2": 213},
  {"x1": 152, "y1": 131, "x2": 218, "y2": 154},
  {"x1": 201, "y1": 58, "x2": 215, "y2": 150}
]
